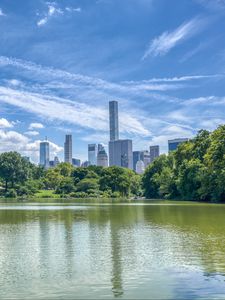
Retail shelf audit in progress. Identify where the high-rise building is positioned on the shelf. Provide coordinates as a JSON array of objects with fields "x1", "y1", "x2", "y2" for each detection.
[
  {"x1": 97, "y1": 144, "x2": 108, "y2": 167},
  {"x1": 109, "y1": 100, "x2": 119, "y2": 141},
  {"x1": 64, "y1": 134, "x2": 72, "y2": 164},
  {"x1": 136, "y1": 160, "x2": 145, "y2": 174},
  {"x1": 40, "y1": 141, "x2": 49, "y2": 169},
  {"x1": 54, "y1": 156, "x2": 60, "y2": 166},
  {"x1": 168, "y1": 138, "x2": 189, "y2": 152},
  {"x1": 140, "y1": 150, "x2": 151, "y2": 168},
  {"x1": 72, "y1": 158, "x2": 81, "y2": 167},
  {"x1": 81, "y1": 161, "x2": 90, "y2": 168},
  {"x1": 150, "y1": 145, "x2": 160, "y2": 163},
  {"x1": 109, "y1": 139, "x2": 133, "y2": 169},
  {"x1": 88, "y1": 144, "x2": 97, "y2": 165},
  {"x1": 133, "y1": 151, "x2": 141, "y2": 171}
]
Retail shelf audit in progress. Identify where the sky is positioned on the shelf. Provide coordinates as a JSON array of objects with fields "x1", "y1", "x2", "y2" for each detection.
[{"x1": 0, "y1": 0, "x2": 225, "y2": 163}]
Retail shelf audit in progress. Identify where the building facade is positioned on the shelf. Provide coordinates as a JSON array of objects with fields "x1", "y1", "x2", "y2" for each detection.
[
  {"x1": 64, "y1": 134, "x2": 72, "y2": 164},
  {"x1": 88, "y1": 144, "x2": 97, "y2": 165},
  {"x1": 168, "y1": 138, "x2": 189, "y2": 152},
  {"x1": 109, "y1": 139, "x2": 133, "y2": 169},
  {"x1": 150, "y1": 145, "x2": 159, "y2": 163},
  {"x1": 97, "y1": 144, "x2": 108, "y2": 167},
  {"x1": 133, "y1": 151, "x2": 141, "y2": 171},
  {"x1": 140, "y1": 150, "x2": 151, "y2": 168},
  {"x1": 136, "y1": 160, "x2": 145, "y2": 174},
  {"x1": 72, "y1": 158, "x2": 81, "y2": 167},
  {"x1": 39, "y1": 141, "x2": 49, "y2": 169},
  {"x1": 109, "y1": 100, "x2": 119, "y2": 141}
]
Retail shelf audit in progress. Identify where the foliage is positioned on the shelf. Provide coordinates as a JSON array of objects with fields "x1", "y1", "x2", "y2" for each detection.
[{"x1": 142, "y1": 125, "x2": 225, "y2": 202}]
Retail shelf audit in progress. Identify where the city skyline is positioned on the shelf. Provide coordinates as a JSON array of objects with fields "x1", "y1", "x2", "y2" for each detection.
[{"x1": 0, "y1": 0, "x2": 225, "y2": 163}]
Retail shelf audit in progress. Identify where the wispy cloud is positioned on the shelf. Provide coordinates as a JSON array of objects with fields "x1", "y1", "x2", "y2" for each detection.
[
  {"x1": 142, "y1": 18, "x2": 206, "y2": 59},
  {"x1": 29, "y1": 122, "x2": 44, "y2": 130},
  {"x1": 0, "y1": 56, "x2": 213, "y2": 96},
  {"x1": 37, "y1": 2, "x2": 81, "y2": 27},
  {"x1": 0, "y1": 8, "x2": 6, "y2": 17},
  {"x1": 0, "y1": 86, "x2": 150, "y2": 137},
  {"x1": 24, "y1": 131, "x2": 40, "y2": 136}
]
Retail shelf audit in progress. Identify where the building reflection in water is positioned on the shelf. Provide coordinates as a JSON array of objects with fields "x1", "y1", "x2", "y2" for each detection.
[{"x1": 110, "y1": 216, "x2": 123, "y2": 297}]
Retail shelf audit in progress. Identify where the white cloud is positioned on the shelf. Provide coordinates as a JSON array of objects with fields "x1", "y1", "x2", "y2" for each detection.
[
  {"x1": 65, "y1": 7, "x2": 81, "y2": 13},
  {"x1": 0, "y1": 56, "x2": 188, "y2": 94},
  {"x1": 24, "y1": 130, "x2": 39, "y2": 136},
  {"x1": 37, "y1": 3, "x2": 63, "y2": 27},
  {"x1": 0, "y1": 118, "x2": 14, "y2": 128},
  {"x1": 29, "y1": 122, "x2": 44, "y2": 130},
  {"x1": 0, "y1": 86, "x2": 150, "y2": 138},
  {"x1": 37, "y1": 3, "x2": 80, "y2": 27},
  {"x1": 142, "y1": 18, "x2": 205, "y2": 59},
  {"x1": 0, "y1": 129, "x2": 62, "y2": 163},
  {"x1": 167, "y1": 110, "x2": 192, "y2": 122},
  {"x1": 0, "y1": 8, "x2": 6, "y2": 16}
]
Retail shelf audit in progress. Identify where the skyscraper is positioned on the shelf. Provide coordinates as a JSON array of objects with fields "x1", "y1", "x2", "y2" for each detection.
[
  {"x1": 64, "y1": 134, "x2": 72, "y2": 164},
  {"x1": 39, "y1": 140, "x2": 49, "y2": 169},
  {"x1": 72, "y1": 158, "x2": 81, "y2": 167},
  {"x1": 88, "y1": 144, "x2": 97, "y2": 165},
  {"x1": 150, "y1": 145, "x2": 159, "y2": 163},
  {"x1": 133, "y1": 151, "x2": 141, "y2": 171},
  {"x1": 109, "y1": 139, "x2": 133, "y2": 169},
  {"x1": 136, "y1": 160, "x2": 145, "y2": 174},
  {"x1": 109, "y1": 100, "x2": 119, "y2": 141},
  {"x1": 168, "y1": 138, "x2": 188, "y2": 152},
  {"x1": 97, "y1": 144, "x2": 108, "y2": 167},
  {"x1": 140, "y1": 150, "x2": 151, "y2": 168}
]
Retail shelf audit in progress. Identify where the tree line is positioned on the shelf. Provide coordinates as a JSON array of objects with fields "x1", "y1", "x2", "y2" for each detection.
[
  {"x1": 0, "y1": 125, "x2": 224, "y2": 202},
  {"x1": 0, "y1": 153, "x2": 141, "y2": 198},
  {"x1": 142, "y1": 125, "x2": 225, "y2": 202}
]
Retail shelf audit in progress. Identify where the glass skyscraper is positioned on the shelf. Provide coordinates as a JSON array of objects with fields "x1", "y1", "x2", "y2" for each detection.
[
  {"x1": 88, "y1": 144, "x2": 97, "y2": 165},
  {"x1": 109, "y1": 100, "x2": 119, "y2": 141},
  {"x1": 133, "y1": 151, "x2": 141, "y2": 171},
  {"x1": 39, "y1": 141, "x2": 49, "y2": 169},
  {"x1": 150, "y1": 145, "x2": 159, "y2": 163},
  {"x1": 64, "y1": 134, "x2": 72, "y2": 164},
  {"x1": 97, "y1": 144, "x2": 108, "y2": 167},
  {"x1": 109, "y1": 139, "x2": 133, "y2": 169},
  {"x1": 168, "y1": 138, "x2": 188, "y2": 152}
]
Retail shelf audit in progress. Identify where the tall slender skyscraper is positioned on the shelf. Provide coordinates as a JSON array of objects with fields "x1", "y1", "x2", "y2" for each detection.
[
  {"x1": 64, "y1": 134, "x2": 72, "y2": 164},
  {"x1": 109, "y1": 101, "x2": 119, "y2": 141},
  {"x1": 40, "y1": 140, "x2": 49, "y2": 169}
]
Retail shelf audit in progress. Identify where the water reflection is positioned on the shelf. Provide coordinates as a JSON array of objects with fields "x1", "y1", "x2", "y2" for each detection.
[{"x1": 0, "y1": 202, "x2": 224, "y2": 299}]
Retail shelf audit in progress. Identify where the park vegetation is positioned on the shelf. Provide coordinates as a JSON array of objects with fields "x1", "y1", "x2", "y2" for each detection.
[
  {"x1": 142, "y1": 125, "x2": 225, "y2": 202},
  {"x1": 0, "y1": 125, "x2": 224, "y2": 202},
  {"x1": 0, "y1": 152, "x2": 141, "y2": 199}
]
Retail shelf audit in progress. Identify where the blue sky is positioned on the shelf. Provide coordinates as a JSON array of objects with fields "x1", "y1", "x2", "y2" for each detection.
[{"x1": 0, "y1": 0, "x2": 225, "y2": 162}]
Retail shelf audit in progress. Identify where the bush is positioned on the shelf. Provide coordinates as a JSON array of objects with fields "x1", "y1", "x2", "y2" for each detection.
[{"x1": 5, "y1": 189, "x2": 17, "y2": 198}]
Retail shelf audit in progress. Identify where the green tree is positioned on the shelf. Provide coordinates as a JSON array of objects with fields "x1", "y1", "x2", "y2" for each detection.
[{"x1": 0, "y1": 152, "x2": 31, "y2": 191}]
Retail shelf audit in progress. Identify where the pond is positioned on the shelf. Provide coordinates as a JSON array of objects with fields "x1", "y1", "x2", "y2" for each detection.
[{"x1": 0, "y1": 200, "x2": 224, "y2": 299}]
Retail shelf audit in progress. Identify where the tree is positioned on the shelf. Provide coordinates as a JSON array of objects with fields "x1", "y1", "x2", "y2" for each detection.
[
  {"x1": 0, "y1": 152, "x2": 31, "y2": 191},
  {"x1": 76, "y1": 178, "x2": 99, "y2": 194}
]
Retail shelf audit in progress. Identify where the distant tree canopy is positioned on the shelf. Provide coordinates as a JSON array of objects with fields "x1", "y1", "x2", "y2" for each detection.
[
  {"x1": 0, "y1": 154, "x2": 141, "y2": 198},
  {"x1": 142, "y1": 125, "x2": 225, "y2": 202},
  {"x1": 0, "y1": 125, "x2": 224, "y2": 202}
]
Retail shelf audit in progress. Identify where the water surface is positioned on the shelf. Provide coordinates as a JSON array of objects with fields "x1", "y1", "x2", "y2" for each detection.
[{"x1": 0, "y1": 200, "x2": 224, "y2": 299}]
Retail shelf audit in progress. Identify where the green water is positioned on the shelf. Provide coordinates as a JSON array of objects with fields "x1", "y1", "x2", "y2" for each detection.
[{"x1": 0, "y1": 200, "x2": 224, "y2": 299}]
